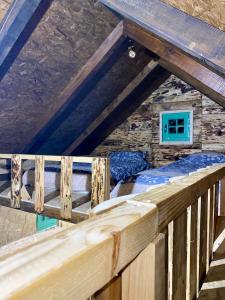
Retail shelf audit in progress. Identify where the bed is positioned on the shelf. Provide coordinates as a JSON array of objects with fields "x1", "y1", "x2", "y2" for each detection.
[
  {"x1": 22, "y1": 151, "x2": 150, "y2": 195},
  {"x1": 110, "y1": 152, "x2": 225, "y2": 198}
]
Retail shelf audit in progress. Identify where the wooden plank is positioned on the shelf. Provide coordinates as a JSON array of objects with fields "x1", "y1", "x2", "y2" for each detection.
[
  {"x1": 60, "y1": 156, "x2": 73, "y2": 220},
  {"x1": 34, "y1": 156, "x2": 45, "y2": 213},
  {"x1": 0, "y1": 205, "x2": 36, "y2": 247},
  {"x1": 101, "y1": 0, "x2": 225, "y2": 76},
  {"x1": 64, "y1": 60, "x2": 159, "y2": 154},
  {"x1": 94, "y1": 277, "x2": 121, "y2": 300},
  {"x1": 207, "y1": 187, "x2": 215, "y2": 267},
  {"x1": 171, "y1": 211, "x2": 187, "y2": 300},
  {"x1": 0, "y1": 201, "x2": 158, "y2": 299},
  {"x1": 186, "y1": 202, "x2": 198, "y2": 300},
  {"x1": 91, "y1": 158, "x2": 110, "y2": 207},
  {"x1": 11, "y1": 154, "x2": 22, "y2": 208},
  {"x1": 220, "y1": 178, "x2": 225, "y2": 216},
  {"x1": 122, "y1": 234, "x2": 166, "y2": 300},
  {"x1": 0, "y1": 0, "x2": 52, "y2": 81},
  {"x1": 22, "y1": 21, "x2": 126, "y2": 154},
  {"x1": 198, "y1": 192, "x2": 208, "y2": 288},
  {"x1": 124, "y1": 21, "x2": 225, "y2": 108}
]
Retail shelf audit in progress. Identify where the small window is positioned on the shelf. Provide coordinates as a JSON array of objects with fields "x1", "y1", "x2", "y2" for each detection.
[{"x1": 160, "y1": 111, "x2": 193, "y2": 145}]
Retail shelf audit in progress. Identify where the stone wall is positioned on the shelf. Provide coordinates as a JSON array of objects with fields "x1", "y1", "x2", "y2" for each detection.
[{"x1": 93, "y1": 75, "x2": 225, "y2": 166}]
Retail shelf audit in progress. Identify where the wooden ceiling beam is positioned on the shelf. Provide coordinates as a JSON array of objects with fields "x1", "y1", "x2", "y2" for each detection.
[
  {"x1": 22, "y1": 21, "x2": 126, "y2": 154},
  {"x1": 100, "y1": 0, "x2": 225, "y2": 77},
  {"x1": 124, "y1": 21, "x2": 225, "y2": 108},
  {"x1": 64, "y1": 60, "x2": 161, "y2": 154},
  {"x1": 70, "y1": 64, "x2": 170, "y2": 155},
  {"x1": 0, "y1": 0, "x2": 52, "y2": 81}
]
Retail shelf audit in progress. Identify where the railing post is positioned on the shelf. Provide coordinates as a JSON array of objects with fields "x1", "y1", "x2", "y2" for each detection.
[
  {"x1": 60, "y1": 156, "x2": 73, "y2": 220},
  {"x1": 11, "y1": 154, "x2": 22, "y2": 208},
  {"x1": 122, "y1": 234, "x2": 166, "y2": 300},
  {"x1": 35, "y1": 156, "x2": 45, "y2": 213},
  {"x1": 91, "y1": 158, "x2": 110, "y2": 208},
  {"x1": 220, "y1": 178, "x2": 225, "y2": 216}
]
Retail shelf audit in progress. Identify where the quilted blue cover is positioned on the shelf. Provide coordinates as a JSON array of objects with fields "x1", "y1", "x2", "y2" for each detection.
[
  {"x1": 130, "y1": 152, "x2": 225, "y2": 186},
  {"x1": 43, "y1": 151, "x2": 150, "y2": 183}
]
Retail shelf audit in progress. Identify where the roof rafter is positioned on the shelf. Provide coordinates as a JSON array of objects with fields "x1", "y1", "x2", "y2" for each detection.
[
  {"x1": 22, "y1": 21, "x2": 126, "y2": 154},
  {"x1": 0, "y1": 0, "x2": 52, "y2": 81},
  {"x1": 100, "y1": 0, "x2": 225, "y2": 77},
  {"x1": 64, "y1": 60, "x2": 166, "y2": 155},
  {"x1": 124, "y1": 21, "x2": 225, "y2": 108},
  {"x1": 70, "y1": 64, "x2": 170, "y2": 155}
]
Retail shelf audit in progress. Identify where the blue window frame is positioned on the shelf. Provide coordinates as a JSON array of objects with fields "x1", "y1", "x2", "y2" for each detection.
[{"x1": 160, "y1": 111, "x2": 193, "y2": 144}]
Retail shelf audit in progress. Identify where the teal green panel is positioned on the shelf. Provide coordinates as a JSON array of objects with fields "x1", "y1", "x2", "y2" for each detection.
[
  {"x1": 162, "y1": 112, "x2": 191, "y2": 143},
  {"x1": 36, "y1": 215, "x2": 58, "y2": 232}
]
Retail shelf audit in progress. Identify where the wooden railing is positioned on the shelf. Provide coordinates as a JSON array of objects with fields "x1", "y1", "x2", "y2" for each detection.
[
  {"x1": 0, "y1": 164, "x2": 225, "y2": 299},
  {"x1": 0, "y1": 154, "x2": 110, "y2": 222}
]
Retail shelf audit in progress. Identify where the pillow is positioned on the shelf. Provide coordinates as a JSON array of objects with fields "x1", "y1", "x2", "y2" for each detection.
[{"x1": 109, "y1": 151, "x2": 150, "y2": 182}]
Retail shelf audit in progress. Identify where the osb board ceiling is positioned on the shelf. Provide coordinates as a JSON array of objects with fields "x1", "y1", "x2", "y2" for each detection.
[
  {"x1": 0, "y1": 0, "x2": 119, "y2": 153},
  {"x1": 0, "y1": 0, "x2": 12, "y2": 22},
  {"x1": 162, "y1": 0, "x2": 225, "y2": 31}
]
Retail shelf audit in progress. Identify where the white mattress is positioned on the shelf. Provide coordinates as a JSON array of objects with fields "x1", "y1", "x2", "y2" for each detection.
[{"x1": 22, "y1": 169, "x2": 92, "y2": 191}]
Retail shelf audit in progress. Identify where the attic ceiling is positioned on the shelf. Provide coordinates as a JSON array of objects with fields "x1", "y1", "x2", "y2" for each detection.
[
  {"x1": 0, "y1": 0, "x2": 225, "y2": 155},
  {"x1": 162, "y1": 0, "x2": 225, "y2": 31},
  {"x1": 0, "y1": 0, "x2": 12, "y2": 22}
]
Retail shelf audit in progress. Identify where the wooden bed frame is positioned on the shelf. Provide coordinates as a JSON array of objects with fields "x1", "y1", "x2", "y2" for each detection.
[
  {"x1": 0, "y1": 164, "x2": 225, "y2": 298},
  {"x1": 0, "y1": 154, "x2": 110, "y2": 223}
]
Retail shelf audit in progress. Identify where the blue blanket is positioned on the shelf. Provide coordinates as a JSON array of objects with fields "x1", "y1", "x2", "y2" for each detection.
[{"x1": 110, "y1": 152, "x2": 225, "y2": 197}]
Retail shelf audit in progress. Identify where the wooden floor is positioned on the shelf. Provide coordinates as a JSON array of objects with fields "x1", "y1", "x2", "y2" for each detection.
[{"x1": 198, "y1": 217, "x2": 225, "y2": 299}]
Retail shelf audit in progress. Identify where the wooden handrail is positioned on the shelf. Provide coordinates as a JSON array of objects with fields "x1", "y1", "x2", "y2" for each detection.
[{"x1": 0, "y1": 164, "x2": 224, "y2": 298}]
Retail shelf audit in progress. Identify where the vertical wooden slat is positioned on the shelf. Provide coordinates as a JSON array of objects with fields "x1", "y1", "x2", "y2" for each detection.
[
  {"x1": 207, "y1": 187, "x2": 215, "y2": 269},
  {"x1": 171, "y1": 211, "x2": 187, "y2": 300},
  {"x1": 35, "y1": 156, "x2": 45, "y2": 213},
  {"x1": 94, "y1": 276, "x2": 121, "y2": 300},
  {"x1": 11, "y1": 154, "x2": 22, "y2": 208},
  {"x1": 220, "y1": 178, "x2": 225, "y2": 216},
  {"x1": 168, "y1": 221, "x2": 173, "y2": 300},
  {"x1": 91, "y1": 158, "x2": 110, "y2": 208},
  {"x1": 186, "y1": 201, "x2": 198, "y2": 300},
  {"x1": 60, "y1": 156, "x2": 73, "y2": 220},
  {"x1": 198, "y1": 192, "x2": 208, "y2": 288},
  {"x1": 122, "y1": 234, "x2": 166, "y2": 300}
]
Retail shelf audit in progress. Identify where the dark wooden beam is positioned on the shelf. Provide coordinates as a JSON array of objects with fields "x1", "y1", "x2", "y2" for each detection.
[
  {"x1": 64, "y1": 60, "x2": 159, "y2": 154},
  {"x1": 70, "y1": 65, "x2": 170, "y2": 155},
  {"x1": 22, "y1": 21, "x2": 127, "y2": 154},
  {"x1": 100, "y1": 0, "x2": 225, "y2": 77},
  {"x1": 124, "y1": 21, "x2": 225, "y2": 108},
  {"x1": 0, "y1": 0, "x2": 52, "y2": 81}
]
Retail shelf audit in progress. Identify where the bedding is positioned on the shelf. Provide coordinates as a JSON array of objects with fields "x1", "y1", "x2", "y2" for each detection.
[
  {"x1": 110, "y1": 151, "x2": 225, "y2": 198},
  {"x1": 22, "y1": 151, "x2": 150, "y2": 192}
]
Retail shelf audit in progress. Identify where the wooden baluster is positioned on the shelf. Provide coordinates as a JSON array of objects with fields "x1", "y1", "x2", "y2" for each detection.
[
  {"x1": 60, "y1": 156, "x2": 73, "y2": 220},
  {"x1": 207, "y1": 187, "x2": 215, "y2": 269},
  {"x1": 186, "y1": 202, "x2": 198, "y2": 300},
  {"x1": 169, "y1": 211, "x2": 187, "y2": 300},
  {"x1": 220, "y1": 178, "x2": 225, "y2": 216},
  {"x1": 11, "y1": 154, "x2": 22, "y2": 208},
  {"x1": 197, "y1": 192, "x2": 208, "y2": 290},
  {"x1": 91, "y1": 158, "x2": 110, "y2": 208},
  {"x1": 94, "y1": 277, "x2": 121, "y2": 300},
  {"x1": 35, "y1": 156, "x2": 45, "y2": 213},
  {"x1": 122, "y1": 234, "x2": 166, "y2": 300}
]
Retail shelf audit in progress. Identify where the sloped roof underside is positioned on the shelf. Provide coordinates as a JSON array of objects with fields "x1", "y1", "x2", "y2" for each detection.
[{"x1": 162, "y1": 0, "x2": 225, "y2": 31}]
